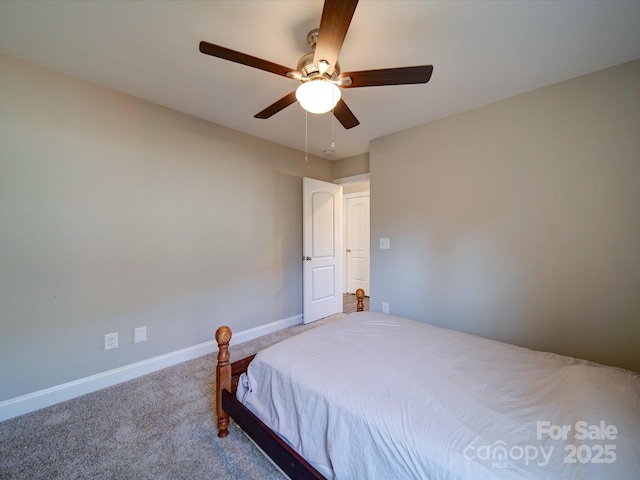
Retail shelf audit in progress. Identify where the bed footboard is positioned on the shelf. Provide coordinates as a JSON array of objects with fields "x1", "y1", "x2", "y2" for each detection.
[
  {"x1": 215, "y1": 326, "x2": 324, "y2": 479},
  {"x1": 215, "y1": 290, "x2": 366, "y2": 478}
]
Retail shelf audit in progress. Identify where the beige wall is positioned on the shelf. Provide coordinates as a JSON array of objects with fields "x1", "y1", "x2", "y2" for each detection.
[
  {"x1": 0, "y1": 54, "x2": 332, "y2": 401},
  {"x1": 332, "y1": 152, "x2": 369, "y2": 180},
  {"x1": 370, "y1": 59, "x2": 640, "y2": 372}
]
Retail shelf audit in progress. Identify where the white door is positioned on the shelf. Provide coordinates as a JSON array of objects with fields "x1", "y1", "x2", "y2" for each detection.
[
  {"x1": 303, "y1": 177, "x2": 343, "y2": 324},
  {"x1": 345, "y1": 194, "x2": 370, "y2": 294}
]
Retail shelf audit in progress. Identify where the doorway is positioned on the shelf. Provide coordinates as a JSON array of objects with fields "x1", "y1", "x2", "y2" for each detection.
[
  {"x1": 302, "y1": 177, "x2": 370, "y2": 322},
  {"x1": 340, "y1": 180, "x2": 370, "y2": 298}
]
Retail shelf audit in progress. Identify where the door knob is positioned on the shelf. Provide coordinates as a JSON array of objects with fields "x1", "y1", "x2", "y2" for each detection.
[{"x1": 346, "y1": 249, "x2": 351, "y2": 252}]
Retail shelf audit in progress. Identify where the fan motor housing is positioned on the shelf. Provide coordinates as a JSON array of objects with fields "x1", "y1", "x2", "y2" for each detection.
[{"x1": 297, "y1": 29, "x2": 340, "y2": 80}]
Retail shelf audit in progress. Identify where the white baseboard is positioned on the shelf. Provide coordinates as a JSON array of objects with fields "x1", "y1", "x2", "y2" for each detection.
[{"x1": 0, "y1": 314, "x2": 302, "y2": 422}]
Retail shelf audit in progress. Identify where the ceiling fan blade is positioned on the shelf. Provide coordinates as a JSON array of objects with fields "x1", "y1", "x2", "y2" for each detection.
[
  {"x1": 254, "y1": 91, "x2": 298, "y2": 119},
  {"x1": 199, "y1": 41, "x2": 295, "y2": 78},
  {"x1": 339, "y1": 65, "x2": 433, "y2": 88},
  {"x1": 313, "y1": 0, "x2": 359, "y2": 71},
  {"x1": 333, "y1": 98, "x2": 360, "y2": 129}
]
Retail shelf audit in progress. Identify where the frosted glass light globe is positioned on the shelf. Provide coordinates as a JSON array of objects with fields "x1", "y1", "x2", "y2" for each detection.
[{"x1": 296, "y1": 80, "x2": 341, "y2": 114}]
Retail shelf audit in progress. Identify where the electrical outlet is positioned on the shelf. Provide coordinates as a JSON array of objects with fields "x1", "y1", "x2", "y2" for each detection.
[
  {"x1": 382, "y1": 302, "x2": 390, "y2": 314},
  {"x1": 134, "y1": 326, "x2": 147, "y2": 343},
  {"x1": 104, "y1": 332, "x2": 118, "y2": 350}
]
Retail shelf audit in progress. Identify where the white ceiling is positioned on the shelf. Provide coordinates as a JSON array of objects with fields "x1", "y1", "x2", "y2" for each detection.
[{"x1": 1, "y1": 1, "x2": 639, "y2": 160}]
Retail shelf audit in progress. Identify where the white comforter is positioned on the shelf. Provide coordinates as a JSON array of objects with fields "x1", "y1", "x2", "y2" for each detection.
[{"x1": 237, "y1": 312, "x2": 640, "y2": 479}]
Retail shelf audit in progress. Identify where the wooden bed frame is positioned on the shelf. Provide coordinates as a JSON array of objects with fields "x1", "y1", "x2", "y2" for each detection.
[{"x1": 214, "y1": 289, "x2": 365, "y2": 480}]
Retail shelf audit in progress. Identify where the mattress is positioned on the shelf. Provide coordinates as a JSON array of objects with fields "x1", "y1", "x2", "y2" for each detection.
[{"x1": 237, "y1": 312, "x2": 640, "y2": 479}]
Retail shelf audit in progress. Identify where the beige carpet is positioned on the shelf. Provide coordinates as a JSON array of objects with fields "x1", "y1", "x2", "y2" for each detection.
[{"x1": 0, "y1": 313, "x2": 346, "y2": 480}]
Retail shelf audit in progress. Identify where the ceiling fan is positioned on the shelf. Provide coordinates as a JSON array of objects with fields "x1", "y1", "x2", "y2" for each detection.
[{"x1": 199, "y1": 0, "x2": 433, "y2": 129}]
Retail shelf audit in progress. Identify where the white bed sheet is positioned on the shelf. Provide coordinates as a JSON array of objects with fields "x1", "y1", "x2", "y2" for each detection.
[{"x1": 237, "y1": 312, "x2": 640, "y2": 479}]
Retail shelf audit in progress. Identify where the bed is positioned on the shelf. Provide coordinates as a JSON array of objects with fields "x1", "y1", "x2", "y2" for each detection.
[{"x1": 215, "y1": 290, "x2": 640, "y2": 479}]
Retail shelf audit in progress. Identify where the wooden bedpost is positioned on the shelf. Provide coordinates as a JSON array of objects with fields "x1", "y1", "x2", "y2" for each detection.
[
  {"x1": 215, "y1": 326, "x2": 232, "y2": 438},
  {"x1": 356, "y1": 288, "x2": 365, "y2": 312}
]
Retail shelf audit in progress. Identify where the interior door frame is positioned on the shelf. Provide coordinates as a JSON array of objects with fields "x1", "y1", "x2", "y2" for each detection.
[{"x1": 334, "y1": 174, "x2": 371, "y2": 294}]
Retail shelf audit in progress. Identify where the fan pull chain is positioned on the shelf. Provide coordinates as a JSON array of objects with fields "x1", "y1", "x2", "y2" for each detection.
[
  {"x1": 305, "y1": 110, "x2": 309, "y2": 162},
  {"x1": 331, "y1": 108, "x2": 336, "y2": 149},
  {"x1": 331, "y1": 87, "x2": 336, "y2": 149}
]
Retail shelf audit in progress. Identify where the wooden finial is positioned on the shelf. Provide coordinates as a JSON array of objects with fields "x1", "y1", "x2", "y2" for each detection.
[
  {"x1": 216, "y1": 326, "x2": 231, "y2": 365},
  {"x1": 356, "y1": 288, "x2": 365, "y2": 312},
  {"x1": 216, "y1": 326, "x2": 232, "y2": 438}
]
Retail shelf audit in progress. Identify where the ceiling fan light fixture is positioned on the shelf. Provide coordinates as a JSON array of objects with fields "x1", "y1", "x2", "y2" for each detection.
[{"x1": 296, "y1": 79, "x2": 341, "y2": 114}]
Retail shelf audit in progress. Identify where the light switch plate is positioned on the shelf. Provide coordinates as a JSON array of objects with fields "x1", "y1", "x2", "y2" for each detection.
[{"x1": 379, "y1": 238, "x2": 390, "y2": 249}]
